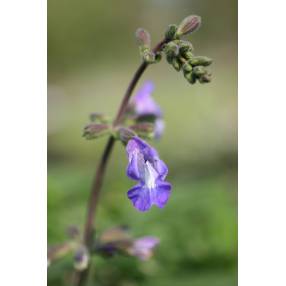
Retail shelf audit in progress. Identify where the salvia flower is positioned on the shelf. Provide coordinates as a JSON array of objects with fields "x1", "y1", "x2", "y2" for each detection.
[
  {"x1": 132, "y1": 81, "x2": 162, "y2": 118},
  {"x1": 126, "y1": 236, "x2": 160, "y2": 261},
  {"x1": 126, "y1": 136, "x2": 171, "y2": 211},
  {"x1": 96, "y1": 227, "x2": 160, "y2": 261},
  {"x1": 131, "y1": 81, "x2": 165, "y2": 139}
]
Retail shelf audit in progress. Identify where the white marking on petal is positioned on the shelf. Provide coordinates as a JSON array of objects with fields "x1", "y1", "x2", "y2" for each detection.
[{"x1": 144, "y1": 161, "x2": 158, "y2": 189}]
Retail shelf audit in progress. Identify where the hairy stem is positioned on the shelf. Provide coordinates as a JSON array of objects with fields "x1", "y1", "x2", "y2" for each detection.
[{"x1": 74, "y1": 38, "x2": 167, "y2": 286}]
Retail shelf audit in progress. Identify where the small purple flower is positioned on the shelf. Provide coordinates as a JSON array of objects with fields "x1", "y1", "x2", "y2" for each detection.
[
  {"x1": 126, "y1": 136, "x2": 171, "y2": 211},
  {"x1": 127, "y1": 236, "x2": 160, "y2": 261},
  {"x1": 132, "y1": 81, "x2": 162, "y2": 118},
  {"x1": 97, "y1": 227, "x2": 160, "y2": 261},
  {"x1": 131, "y1": 81, "x2": 165, "y2": 139}
]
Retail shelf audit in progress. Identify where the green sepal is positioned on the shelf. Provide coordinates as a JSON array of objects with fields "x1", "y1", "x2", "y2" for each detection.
[{"x1": 83, "y1": 123, "x2": 112, "y2": 140}]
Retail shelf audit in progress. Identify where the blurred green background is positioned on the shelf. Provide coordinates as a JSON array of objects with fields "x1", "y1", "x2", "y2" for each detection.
[{"x1": 48, "y1": 0, "x2": 237, "y2": 285}]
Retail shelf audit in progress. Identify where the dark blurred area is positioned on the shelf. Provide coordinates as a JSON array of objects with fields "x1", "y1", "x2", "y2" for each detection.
[{"x1": 48, "y1": 0, "x2": 237, "y2": 285}]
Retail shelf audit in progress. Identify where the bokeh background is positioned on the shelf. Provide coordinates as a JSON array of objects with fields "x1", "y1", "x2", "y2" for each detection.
[{"x1": 48, "y1": 0, "x2": 237, "y2": 285}]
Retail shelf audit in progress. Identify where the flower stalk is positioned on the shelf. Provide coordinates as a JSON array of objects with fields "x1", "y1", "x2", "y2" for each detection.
[{"x1": 74, "y1": 38, "x2": 168, "y2": 286}]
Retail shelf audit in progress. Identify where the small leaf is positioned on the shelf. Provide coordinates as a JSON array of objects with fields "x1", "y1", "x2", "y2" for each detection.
[{"x1": 164, "y1": 24, "x2": 178, "y2": 41}]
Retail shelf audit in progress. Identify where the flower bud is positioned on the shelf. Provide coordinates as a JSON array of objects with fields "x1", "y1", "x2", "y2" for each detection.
[
  {"x1": 135, "y1": 28, "x2": 151, "y2": 48},
  {"x1": 182, "y1": 63, "x2": 193, "y2": 73},
  {"x1": 189, "y1": 56, "x2": 213, "y2": 66},
  {"x1": 155, "y1": 52, "x2": 162, "y2": 63},
  {"x1": 165, "y1": 24, "x2": 178, "y2": 41},
  {"x1": 176, "y1": 15, "x2": 201, "y2": 37},
  {"x1": 178, "y1": 40, "x2": 194, "y2": 54},
  {"x1": 184, "y1": 72, "x2": 197, "y2": 84},
  {"x1": 199, "y1": 73, "x2": 212, "y2": 83},
  {"x1": 172, "y1": 58, "x2": 182, "y2": 71},
  {"x1": 117, "y1": 127, "x2": 136, "y2": 144},
  {"x1": 83, "y1": 123, "x2": 111, "y2": 140},
  {"x1": 183, "y1": 51, "x2": 194, "y2": 60},
  {"x1": 74, "y1": 246, "x2": 89, "y2": 271},
  {"x1": 166, "y1": 54, "x2": 173, "y2": 65},
  {"x1": 130, "y1": 122, "x2": 155, "y2": 139},
  {"x1": 193, "y1": 66, "x2": 207, "y2": 76},
  {"x1": 164, "y1": 42, "x2": 179, "y2": 58}
]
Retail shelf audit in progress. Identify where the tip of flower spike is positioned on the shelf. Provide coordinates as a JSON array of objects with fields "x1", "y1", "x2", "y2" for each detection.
[{"x1": 177, "y1": 15, "x2": 202, "y2": 37}]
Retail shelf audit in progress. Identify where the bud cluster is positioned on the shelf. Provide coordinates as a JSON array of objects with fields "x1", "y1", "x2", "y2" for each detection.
[
  {"x1": 134, "y1": 15, "x2": 212, "y2": 82},
  {"x1": 163, "y1": 16, "x2": 212, "y2": 84}
]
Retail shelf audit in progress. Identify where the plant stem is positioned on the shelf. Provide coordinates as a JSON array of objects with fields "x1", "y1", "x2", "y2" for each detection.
[{"x1": 74, "y1": 38, "x2": 167, "y2": 286}]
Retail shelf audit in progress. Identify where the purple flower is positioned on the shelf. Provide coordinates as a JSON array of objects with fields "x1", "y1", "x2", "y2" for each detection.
[
  {"x1": 126, "y1": 136, "x2": 171, "y2": 211},
  {"x1": 97, "y1": 227, "x2": 160, "y2": 261},
  {"x1": 132, "y1": 81, "x2": 162, "y2": 118},
  {"x1": 127, "y1": 236, "x2": 160, "y2": 261},
  {"x1": 131, "y1": 81, "x2": 165, "y2": 139}
]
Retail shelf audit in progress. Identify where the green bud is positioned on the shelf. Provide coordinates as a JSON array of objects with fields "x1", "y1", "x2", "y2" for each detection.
[
  {"x1": 166, "y1": 54, "x2": 173, "y2": 65},
  {"x1": 135, "y1": 28, "x2": 151, "y2": 48},
  {"x1": 164, "y1": 42, "x2": 179, "y2": 57},
  {"x1": 189, "y1": 56, "x2": 213, "y2": 66},
  {"x1": 193, "y1": 66, "x2": 207, "y2": 76},
  {"x1": 199, "y1": 73, "x2": 212, "y2": 83},
  {"x1": 176, "y1": 15, "x2": 201, "y2": 37},
  {"x1": 172, "y1": 58, "x2": 182, "y2": 71},
  {"x1": 155, "y1": 52, "x2": 162, "y2": 63},
  {"x1": 178, "y1": 40, "x2": 193, "y2": 54},
  {"x1": 182, "y1": 63, "x2": 193, "y2": 73},
  {"x1": 184, "y1": 72, "x2": 197, "y2": 84},
  {"x1": 83, "y1": 123, "x2": 111, "y2": 139},
  {"x1": 165, "y1": 24, "x2": 178, "y2": 41},
  {"x1": 183, "y1": 51, "x2": 194, "y2": 60}
]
